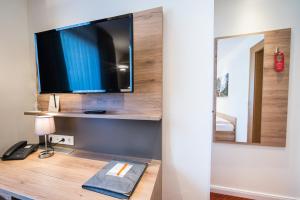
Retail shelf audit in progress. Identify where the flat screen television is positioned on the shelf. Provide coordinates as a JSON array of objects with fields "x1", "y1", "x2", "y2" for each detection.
[{"x1": 35, "y1": 14, "x2": 133, "y2": 94}]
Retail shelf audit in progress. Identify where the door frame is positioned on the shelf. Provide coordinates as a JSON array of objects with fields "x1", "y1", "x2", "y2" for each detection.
[{"x1": 247, "y1": 40, "x2": 264, "y2": 143}]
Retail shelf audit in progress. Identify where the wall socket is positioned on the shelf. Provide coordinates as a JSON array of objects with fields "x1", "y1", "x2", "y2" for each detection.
[{"x1": 49, "y1": 134, "x2": 74, "y2": 146}]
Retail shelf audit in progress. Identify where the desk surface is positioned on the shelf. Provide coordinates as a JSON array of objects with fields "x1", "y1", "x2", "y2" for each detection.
[{"x1": 0, "y1": 151, "x2": 161, "y2": 200}]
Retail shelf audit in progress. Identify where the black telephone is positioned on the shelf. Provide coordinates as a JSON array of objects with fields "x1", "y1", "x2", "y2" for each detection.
[{"x1": 1, "y1": 141, "x2": 39, "y2": 161}]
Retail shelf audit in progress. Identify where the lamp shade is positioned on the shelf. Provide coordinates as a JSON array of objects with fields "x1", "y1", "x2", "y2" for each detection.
[{"x1": 35, "y1": 116, "x2": 56, "y2": 136}]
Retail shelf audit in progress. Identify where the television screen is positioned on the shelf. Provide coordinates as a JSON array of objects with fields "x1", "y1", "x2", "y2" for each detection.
[{"x1": 35, "y1": 14, "x2": 133, "y2": 93}]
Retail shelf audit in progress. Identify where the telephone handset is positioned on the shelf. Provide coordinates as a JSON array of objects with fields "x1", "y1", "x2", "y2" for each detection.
[{"x1": 1, "y1": 141, "x2": 39, "y2": 161}]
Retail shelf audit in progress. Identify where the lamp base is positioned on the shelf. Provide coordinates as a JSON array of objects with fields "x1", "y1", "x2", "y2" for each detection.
[{"x1": 38, "y1": 150, "x2": 54, "y2": 159}]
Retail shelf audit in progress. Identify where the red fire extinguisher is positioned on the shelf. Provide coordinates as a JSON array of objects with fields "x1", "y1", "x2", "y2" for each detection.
[{"x1": 274, "y1": 48, "x2": 285, "y2": 72}]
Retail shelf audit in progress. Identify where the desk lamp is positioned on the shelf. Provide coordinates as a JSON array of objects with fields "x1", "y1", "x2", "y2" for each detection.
[{"x1": 35, "y1": 116, "x2": 55, "y2": 159}]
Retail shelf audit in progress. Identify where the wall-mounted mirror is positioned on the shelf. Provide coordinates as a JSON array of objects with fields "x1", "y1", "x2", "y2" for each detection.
[{"x1": 213, "y1": 29, "x2": 291, "y2": 147}]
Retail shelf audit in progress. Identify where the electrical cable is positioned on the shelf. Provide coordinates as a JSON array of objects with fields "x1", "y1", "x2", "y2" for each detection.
[{"x1": 47, "y1": 137, "x2": 65, "y2": 153}]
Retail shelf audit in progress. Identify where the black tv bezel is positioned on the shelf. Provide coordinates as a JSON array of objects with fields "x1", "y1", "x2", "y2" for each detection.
[{"x1": 34, "y1": 13, "x2": 134, "y2": 94}]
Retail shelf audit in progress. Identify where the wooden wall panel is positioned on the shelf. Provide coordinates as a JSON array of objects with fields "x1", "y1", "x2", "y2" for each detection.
[
  {"x1": 37, "y1": 8, "x2": 163, "y2": 117},
  {"x1": 260, "y1": 28, "x2": 291, "y2": 146}
]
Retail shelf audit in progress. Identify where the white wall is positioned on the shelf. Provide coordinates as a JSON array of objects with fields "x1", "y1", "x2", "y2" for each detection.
[
  {"x1": 0, "y1": 0, "x2": 38, "y2": 155},
  {"x1": 27, "y1": 0, "x2": 214, "y2": 199},
  {"x1": 212, "y1": 0, "x2": 300, "y2": 199},
  {"x1": 217, "y1": 35, "x2": 264, "y2": 142}
]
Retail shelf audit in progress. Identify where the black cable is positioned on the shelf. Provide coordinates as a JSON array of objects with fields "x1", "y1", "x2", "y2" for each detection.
[
  {"x1": 50, "y1": 138, "x2": 65, "y2": 147},
  {"x1": 47, "y1": 138, "x2": 65, "y2": 153}
]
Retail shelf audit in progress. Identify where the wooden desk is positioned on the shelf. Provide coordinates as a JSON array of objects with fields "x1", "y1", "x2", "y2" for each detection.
[{"x1": 0, "y1": 151, "x2": 161, "y2": 200}]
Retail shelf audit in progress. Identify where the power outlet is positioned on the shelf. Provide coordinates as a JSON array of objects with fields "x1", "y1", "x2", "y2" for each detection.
[{"x1": 49, "y1": 134, "x2": 74, "y2": 146}]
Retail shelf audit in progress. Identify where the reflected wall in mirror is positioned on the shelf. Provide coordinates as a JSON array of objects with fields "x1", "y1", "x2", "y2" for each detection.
[{"x1": 213, "y1": 29, "x2": 291, "y2": 147}]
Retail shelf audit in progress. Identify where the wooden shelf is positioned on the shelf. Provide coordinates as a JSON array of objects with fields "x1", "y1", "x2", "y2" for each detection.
[{"x1": 24, "y1": 111, "x2": 162, "y2": 121}]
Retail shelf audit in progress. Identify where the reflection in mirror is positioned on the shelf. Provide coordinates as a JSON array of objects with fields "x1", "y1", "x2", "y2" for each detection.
[
  {"x1": 214, "y1": 29, "x2": 291, "y2": 147},
  {"x1": 215, "y1": 34, "x2": 264, "y2": 143}
]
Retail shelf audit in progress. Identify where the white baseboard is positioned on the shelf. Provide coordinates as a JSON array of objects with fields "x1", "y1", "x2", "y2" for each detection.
[{"x1": 211, "y1": 185, "x2": 298, "y2": 200}]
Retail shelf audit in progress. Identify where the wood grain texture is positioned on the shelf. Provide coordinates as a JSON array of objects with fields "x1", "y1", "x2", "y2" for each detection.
[
  {"x1": 36, "y1": 7, "x2": 163, "y2": 118},
  {"x1": 260, "y1": 28, "x2": 291, "y2": 147},
  {"x1": 0, "y1": 151, "x2": 161, "y2": 200},
  {"x1": 211, "y1": 193, "x2": 253, "y2": 200},
  {"x1": 215, "y1": 131, "x2": 235, "y2": 142},
  {"x1": 248, "y1": 40, "x2": 264, "y2": 144},
  {"x1": 150, "y1": 164, "x2": 162, "y2": 200},
  {"x1": 251, "y1": 49, "x2": 264, "y2": 143},
  {"x1": 24, "y1": 111, "x2": 162, "y2": 121}
]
